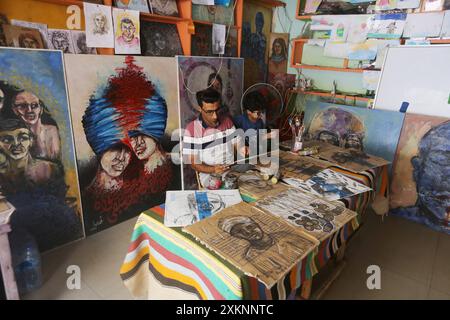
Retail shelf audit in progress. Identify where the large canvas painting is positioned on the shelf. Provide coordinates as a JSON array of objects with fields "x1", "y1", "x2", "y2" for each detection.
[
  {"x1": 241, "y1": 2, "x2": 273, "y2": 88},
  {"x1": 303, "y1": 100, "x2": 405, "y2": 165},
  {"x1": 64, "y1": 54, "x2": 182, "y2": 235},
  {"x1": 177, "y1": 56, "x2": 244, "y2": 190},
  {"x1": 390, "y1": 114, "x2": 450, "y2": 234},
  {"x1": 0, "y1": 48, "x2": 84, "y2": 251}
]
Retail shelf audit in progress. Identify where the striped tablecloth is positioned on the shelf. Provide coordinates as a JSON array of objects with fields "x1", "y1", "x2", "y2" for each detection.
[{"x1": 120, "y1": 166, "x2": 389, "y2": 300}]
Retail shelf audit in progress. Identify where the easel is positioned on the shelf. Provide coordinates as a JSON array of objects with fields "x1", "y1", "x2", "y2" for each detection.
[{"x1": 0, "y1": 223, "x2": 19, "y2": 300}]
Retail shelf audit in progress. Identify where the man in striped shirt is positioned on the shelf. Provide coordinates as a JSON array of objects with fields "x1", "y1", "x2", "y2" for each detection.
[{"x1": 183, "y1": 87, "x2": 244, "y2": 189}]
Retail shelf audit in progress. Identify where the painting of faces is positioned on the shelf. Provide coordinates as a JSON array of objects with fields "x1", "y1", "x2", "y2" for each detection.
[
  {"x1": 71, "y1": 30, "x2": 97, "y2": 54},
  {"x1": 3, "y1": 25, "x2": 45, "y2": 49},
  {"x1": 140, "y1": 21, "x2": 183, "y2": 57},
  {"x1": 390, "y1": 114, "x2": 450, "y2": 234},
  {"x1": 303, "y1": 100, "x2": 405, "y2": 165},
  {"x1": 241, "y1": 2, "x2": 273, "y2": 88},
  {"x1": 47, "y1": 29, "x2": 75, "y2": 53},
  {"x1": 148, "y1": 0, "x2": 179, "y2": 17},
  {"x1": 64, "y1": 55, "x2": 181, "y2": 234},
  {"x1": 177, "y1": 56, "x2": 244, "y2": 189},
  {"x1": 0, "y1": 48, "x2": 84, "y2": 252},
  {"x1": 268, "y1": 33, "x2": 289, "y2": 76},
  {"x1": 192, "y1": 1, "x2": 235, "y2": 25},
  {"x1": 113, "y1": 8, "x2": 141, "y2": 54}
]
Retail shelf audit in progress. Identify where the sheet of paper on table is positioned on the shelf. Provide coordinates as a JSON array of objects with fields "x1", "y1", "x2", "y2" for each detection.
[
  {"x1": 255, "y1": 187, "x2": 358, "y2": 241},
  {"x1": 282, "y1": 168, "x2": 372, "y2": 201},
  {"x1": 279, "y1": 152, "x2": 333, "y2": 181},
  {"x1": 183, "y1": 202, "x2": 319, "y2": 289},
  {"x1": 238, "y1": 172, "x2": 290, "y2": 200},
  {"x1": 164, "y1": 190, "x2": 242, "y2": 227}
]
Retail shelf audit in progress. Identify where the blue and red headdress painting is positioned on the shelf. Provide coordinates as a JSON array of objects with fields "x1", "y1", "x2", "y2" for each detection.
[{"x1": 82, "y1": 56, "x2": 168, "y2": 156}]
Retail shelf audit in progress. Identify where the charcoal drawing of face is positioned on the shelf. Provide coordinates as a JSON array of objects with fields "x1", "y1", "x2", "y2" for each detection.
[
  {"x1": 93, "y1": 13, "x2": 108, "y2": 35},
  {"x1": 308, "y1": 108, "x2": 365, "y2": 150},
  {"x1": 51, "y1": 31, "x2": 71, "y2": 53}
]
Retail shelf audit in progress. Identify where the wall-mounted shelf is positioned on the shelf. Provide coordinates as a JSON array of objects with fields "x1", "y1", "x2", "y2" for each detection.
[{"x1": 290, "y1": 89, "x2": 372, "y2": 103}]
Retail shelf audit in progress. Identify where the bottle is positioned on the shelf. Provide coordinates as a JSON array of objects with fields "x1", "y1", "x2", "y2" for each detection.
[{"x1": 11, "y1": 230, "x2": 43, "y2": 295}]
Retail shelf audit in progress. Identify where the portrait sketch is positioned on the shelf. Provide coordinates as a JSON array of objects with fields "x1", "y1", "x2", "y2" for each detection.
[
  {"x1": 47, "y1": 29, "x2": 75, "y2": 53},
  {"x1": 11, "y1": 19, "x2": 49, "y2": 48},
  {"x1": 113, "y1": 8, "x2": 141, "y2": 54},
  {"x1": 164, "y1": 189, "x2": 242, "y2": 227},
  {"x1": 255, "y1": 188, "x2": 358, "y2": 241},
  {"x1": 71, "y1": 30, "x2": 97, "y2": 54},
  {"x1": 390, "y1": 114, "x2": 450, "y2": 234},
  {"x1": 148, "y1": 0, "x2": 179, "y2": 17},
  {"x1": 64, "y1": 55, "x2": 181, "y2": 235},
  {"x1": 183, "y1": 202, "x2": 319, "y2": 288},
  {"x1": 84, "y1": 2, "x2": 115, "y2": 48},
  {"x1": 0, "y1": 48, "x2": 84, "y2": 251},
  {"x1": 140, "y1": 21, "x2": 183, "y2": 57},
  {"x1": 3, "y1": 25, "x2": 45, "y2": 49}
]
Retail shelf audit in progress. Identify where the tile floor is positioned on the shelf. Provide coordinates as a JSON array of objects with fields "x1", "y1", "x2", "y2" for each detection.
[{"x1": 22, "y1": 210, "x2": 450, "y2": 300}]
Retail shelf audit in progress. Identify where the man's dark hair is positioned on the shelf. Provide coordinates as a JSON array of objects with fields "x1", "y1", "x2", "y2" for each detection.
[
  {"x1": 196, "y1": 87, "x2": 221, "y2": 108},
  {"x1": 0, "y1": 117, "x2": 29, "y2": 132},
  {"x1": 243, "y1": 91, "x2": 266, "y2": 112},
  {"x1": 121, "y1": 18, "x2": 134, "y2": 27}
]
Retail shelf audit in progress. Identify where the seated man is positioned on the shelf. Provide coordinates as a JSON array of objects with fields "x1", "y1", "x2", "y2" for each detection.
[
  {"x1": 183, "y1": 88, "x2": 244, "y2": 189},
  {"x1": 233, "y1": 91, "x2": 266, "y2": 133}
]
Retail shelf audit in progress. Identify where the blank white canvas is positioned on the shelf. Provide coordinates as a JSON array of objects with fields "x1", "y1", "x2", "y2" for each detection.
[{"x1": 374, "y1": 45, "x2": 450, "y2": 118}]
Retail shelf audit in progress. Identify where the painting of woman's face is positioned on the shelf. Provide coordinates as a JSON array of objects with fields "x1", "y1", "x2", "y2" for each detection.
[
  {"x1": 273, "y1": 42, "x2": 282, "y2": 55},
  {"x1": 100, "y1": 146, "x2": 131, "y2": 177},
  {"x1": 12, "y1": 91, "x2": 42, "y2": 126},
  {"x1": 130, "y1": 134, "x2": 156, "y2": 160}
]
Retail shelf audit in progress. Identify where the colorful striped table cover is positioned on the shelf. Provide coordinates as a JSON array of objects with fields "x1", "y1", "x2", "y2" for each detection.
[{"x1": 120, "y1": 165, "x2": 389, "y2": 300}]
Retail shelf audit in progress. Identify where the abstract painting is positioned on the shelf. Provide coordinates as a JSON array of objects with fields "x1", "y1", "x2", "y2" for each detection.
[
  {"x1": 140, "y1": 21, "x2": 183, "y2": 57},
  {"x1": 241, "y1": 1, "x2": 273, "y2": 88},
  {"x1": 192, "y1": 1, "x2": 235, "y2": 25},
  {"x1": 0, "y1": 48, "x2": 84, "y2": 251},
  {"x1": 3, "y1": 25, "x2": 45, "y2": 49},
  {"x1": 164, "y1": 189, "x2": 242, "y2": 227},
  {"x1": 113, "y1": 7, "x2": 141, "y2": 54},
  {"x1": 64, "y1": 54, "x2": 182, "y2": 235},
  {"x1": 255, "y1": 188, "x2": 358, "y2": 241},
  {"x1": 303, "y1": 100, "x2": 405, "y2": 166},
  {"x1": 390, "y1": 114, "x2": 450, "y2": 234},
  {"x1": 148, "y1": 0, "x2": 179, "y2": 17},
  {"x1": 177, "y1": 56, "x2": 244, "y2": 190},
  {"x1": 183, "y1": 202, "x2": 319, "y2": 288}
]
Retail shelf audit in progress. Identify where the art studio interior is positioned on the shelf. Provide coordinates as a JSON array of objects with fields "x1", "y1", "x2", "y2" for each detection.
[{"x1": 0, "y1": 0, "x2": 449, "y2": 301}]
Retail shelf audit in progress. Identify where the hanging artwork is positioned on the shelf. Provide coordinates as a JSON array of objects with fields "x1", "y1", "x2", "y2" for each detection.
[
  {"x1": 192, "y1": 1, "x2": 235, "y2": 25},
  {"x1": 3, "y1": 25, "x2": 45, "y2": 49},
  {"x1": 140, "y1": 21, "x2": 183, "y2": 57},
  {"x1": 47, "y1": 29, "x2": 75, "y2": 53},
  {"x1": 403, "y1": 12, "x2": 445, "y2": 38},
  {"x1": 241, "y1": 2, "x2": 273, "y2": 88},
  {"x1": 164, "y1": 189, "x2": 242, "y2": 227},
  {"x1": 268, "y1": 33, "x2": 289, "y2": 76},
  {"x1": 148, "y1": 0, "x2": 179, "y2": 17},
  {"x1": 113, "y1": 8, "x2": 141, "y2": 54},
  {"x1": 191, "y1": 24, "x2": 238, "y2": 57},
  {"x1": 64, "y1": 55, "x2": 181, "y2": 235},
  {"x1": 11, "y1": 20, "x2": 49, "y2": 48},
  {"x1": 70, "y1": 30, "x2": 97, "y2": 54},
  {"x1": 177, "y1": 56, "x2": 244, "y2": 189},
  {"x1": 183, "y1": 202, "x2": 319, "y2": 289},
  {"x1": 84, "y1": 2, "x2": 115, "y2": 48},
  {"x1": 0, "y1": 48, "x2": 84, "y2": 251},
  {"x1": 303, "y1": 100, "x2": 404, "y2": 167},
  {"x1": 390, "y1": 114, "x2": 450, "y2": 234},
  {"x1": 114, "y1": 0, "x2": 149, "y2": 12},
  {"x1": 255, "y1": 188, "x2": 358, "y2": 241},
  {"x1": 267, "y1": 73, "x2": 296, "y2": 101},
  {"x1": 366, "y1": 13, "x2": 406, "y2": 39}
]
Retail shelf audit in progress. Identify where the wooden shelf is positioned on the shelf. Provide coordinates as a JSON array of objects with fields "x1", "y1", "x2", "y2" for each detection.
[
  {"x1": 140, "y1": 12, "x2": 189, "y2": 24},
  {"x1": 192, "y1": 20, "x2": 239, "y2": 29},
  {"x1": 293, "y1": 64, "x2": 366, "y2": 73},
  {"x1": 291, "y1": 89, "x2": 372, "y2": 102},
  {"x1": 429, "y1": 39, "x2": 450, "y2": 44},
  {"x1": 39, "y1": 0, "x2": 84, "y2": 5},
  {"x1": 246, "y1": 0, "x2": 286, "y2": 8}
]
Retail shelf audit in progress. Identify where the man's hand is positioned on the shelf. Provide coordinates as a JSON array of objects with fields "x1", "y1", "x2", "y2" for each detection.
[{"x1": 214, "y1": 164, "x2": 230, "y2": 174}]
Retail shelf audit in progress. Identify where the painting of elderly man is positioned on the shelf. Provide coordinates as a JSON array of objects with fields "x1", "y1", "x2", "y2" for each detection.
[{"x1": 0, "y1": 48, "x2": 84, "y2": 252}]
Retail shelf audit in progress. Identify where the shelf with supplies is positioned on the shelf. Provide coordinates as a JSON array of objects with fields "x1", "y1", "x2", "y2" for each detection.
[
  {"x1": 290, "y1": 38, "x2": 372, "y2": 73},
  {"x1": 290, "y1": 88, "x2": 373, "y2": 103}
]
